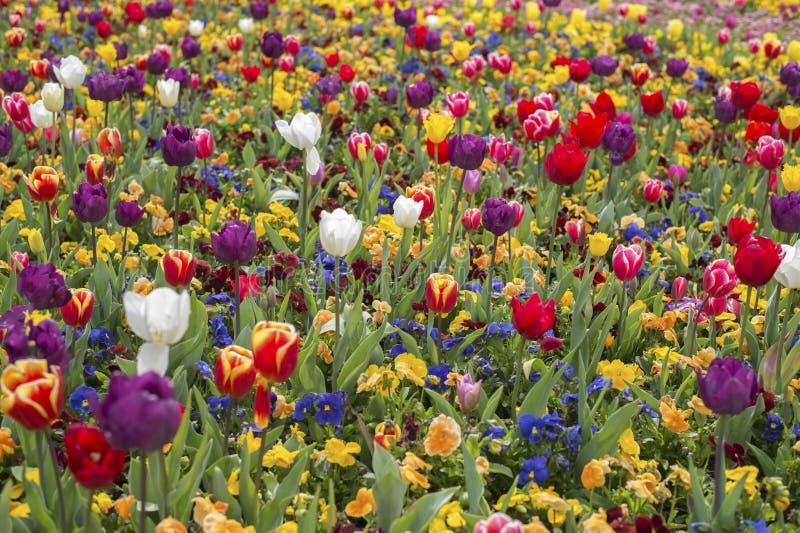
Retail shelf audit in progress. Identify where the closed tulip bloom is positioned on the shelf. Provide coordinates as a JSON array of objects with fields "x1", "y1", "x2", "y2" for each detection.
[
  {"x1": 392, "y1": 196, "x2": 423, "y2": 229},
  {"x1": 568, "y1": 111, "x2": 608, "y2": 149},
  {"x1": 475, "y1": 513, "x2": 525, "y2": 533},
  {"x1": 612, "y1": 244, "x2": 644, "y2": 281},
  {"x1": 253, "y1": 379, "x2": 272, "y2": 429},
  {"x1": 115, "y1": 199, "x2": 145, "y2": 227},
  {"x1": 211, "y1": 220, "x2": 257, "y2": 265},
  {"x1": 481, "y1": 197, "x2": 516, "y2": 236},
  {"x1": 757, "y1": 136, "x2": 784, "y2": 170},
  {"x1": 72, "y1": 182, "x2": 108, "y2": 223},
  {"x1": 642, "y1": 179, "x2": 664, "y2": 203},
  {"x1": 85, "y1": 154, "x2": 104, "y2": 185},
  {"x1": 703, "y1": 259, "x2": 738, "y2": 297},
  {"x1": 214, "y1": 345, "x2": 257, "y2": 398},
  {"x1": 457, "y1": 374, "x2": 482, "y2": 412},
  {"x1": 260, "y1": 31, "x2": 285, "y2": 58},
  {"x1": 65, "y1": 423, "x2": 126, "y2": 489},
  {"x1": 640, "y1": 91, "x2": 664, "y2": 116},
  {"x1": 25, "y1": 165, "x2": 59, "y2": 202},
  {"x1": 123, "y1": 287, "x2": 191, "y2": 375},
  {"x1": 275, "y1": 112, "x2": 322, "y2": 175},
  {"x1": 406, "y1": 81, "x2": 434, "y2": 109},
  {"x1": 41, "y1": 82, "x2": 64, "y2": 113},
  {"x1": 180, "y1": 36, "x2": 201, "y2": 60},
  {"x1": 161, "y1": 125, "x2": 197, "y2": 167},
  {"x1": 545, "y1": 141, "x2": 588, "y2": 186},
  {"x1": 462, "y1": 207, "x2": 481, "y2": 230},
  {"x1": 18, "y1": 262, "x2": 71, "y2": 309},
  {"x1": 0, "y1": 359, "x2": 63, "y2": 431},
  {"x1": 771, "y1": 192, "x2": 800, "y2": 233},
  {"x1": 53, "y1": 55, "x2": 87, "y2": 89},
  {"x1": 162, "y1": 250, "x2": 196, "y2": 289},
  {"x1": 0, "y1": 122, "x2": 11, "y2": 158},
  {"x1": 463, "y1": 169, "x2": 482, "y2": 194},
  {"x1": 373, "y1": 142, "x2": 389, "y2": 164},
  {"x1": 1, "y1": 69, "x2": 28, "y2": 92},
  {"x1": 425, "y1": 273, "x2": 459, "y2": 315},
  {"x1": 602, "y1": 121, "x2": 636, "y2": 156},
  {"x1": 97, "y1": 127, "x2": 123, "y2": 158},
  {"x1": 86, "y1": 71, "x2": 125, "y2": 102},
  {"x1": 93, "y1": 371, "x2": 182, "y2": 451},
  {"x1": 347, "y1": 132, "x2": 372, "y2": 160},
  {"x1": 188, "y1": 20, "x2": 205, "y2": 36},
  {"x1": 488, "y1": 134, "x2": 513, "y2": 165},
  {"x1": 775, "y1": 240, "x2": 800, "y2": 288},
  {"x1": 734, "y1": 235, "x2": 784, "y2": 287},
  {"x1": 510, "y1": 293, "x2": 556, "y2": 339},
  {"x1": 10, "y1": 251, "x2": 28, "y2": 274},
  {"x1": 780, "y1": 62, "x2": 800, "y2": 87},
  {"x1": 446, "y1": 91, "x2": 470, "y2": 118},
  {"x1": 423, "y1": 112, "x2": 455, "y2": 145},
  {"x1": 665, "y1": 58, "x2": 689, "y2": 78},
  {"x1": 697, "y1": 357, "x2": 758, "y2": 415},
  {"x1": 29, "y1": 100, "x2": 52, "y2": 129},
  {"x1": 449, "y1": 134, "x2": 486, "y2": 170},
  {"x1": 2, "y1": 92, "x2": 29, "y2": 122},
  {"x1": 589, "y1": 55, "x2": 619, "y2": 77},
  {"x1": 60, "y1": 288, "x2": 94, "y2": 329},
  {"x1": 672, "y1": 99, "x2": 689, "y2": 119},
  {"x1": 192, "y1": 128, "x2": 214, "y2": 159},
  {"x1": 157, "y1": 78, "x2": 180, "y2": 107},
  {"x1": 5, "y1": 317, "x2": 70, "y2": 369},
  {"x1": 350, "y1": 81, "x2": 370, "y2": 102},
  {"x1": 251, "y1": 321, "x2": 300, "y2": 383},
  {"x1": 319, "y1": 208, "x2": 362, "y2": 257},
  {"x1": 715, "y1": 96, "x2": 737, "y2": 124}
]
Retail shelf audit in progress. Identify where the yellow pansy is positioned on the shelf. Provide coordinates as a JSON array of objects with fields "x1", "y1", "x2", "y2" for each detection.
[
  {"x1": 780, "y1": 106, "x2": 800, "y2": 130},
  {"x1": 394, "y1": 353, "x2": 427, "y2": 386},
  {"x1": 659, "y1": 395, "x2": 692, "y2": 433},
  {"x1": 726, "y1": 465, "x2": 760, "y2": 497},
  {"x1": 227, "y1": 470, "x2": 240, "y2": 496},
  {"x1": 344, "y1": 488, "x2": 376, "y2": 518},
  {"x1": 142, "y1": 244, "x2": 165, "y2": 259},
  {"x1": 581, "y1": 458, "x2": 611, "y2": 489},
  {"x1": 618, "y1": 427, "x2": 640, "y2": 456},
  {"x1": 263, "y1": 445, "x2": 299, "y2": 469},
  {"x1": 597, "y1": 360, "x2": 643, "y2": 391},
  {"x1": 321, "y1": 438, "x2": 361, "y2": 467}
]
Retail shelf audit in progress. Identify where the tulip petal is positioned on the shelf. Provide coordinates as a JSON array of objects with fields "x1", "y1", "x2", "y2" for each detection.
[
  {"x1": 123, "y1": 291, "x2": 152, "y2": 342},
  {"x1": 137, "y1": 343, "x2": 170, "y2": 376},
  {"x1": 306, "y1": 146, "x2": 321, "y2": 176},
  {"x1": 275, "y1": 119, "x2": 301, "y2": 149}
]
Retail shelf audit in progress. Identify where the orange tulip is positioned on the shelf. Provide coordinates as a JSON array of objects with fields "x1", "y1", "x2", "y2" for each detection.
[
  {"x1": 161, "y1": 250, "x2": 196, "y2": 289},
  {"x1": 214, "y1": 345, "x2": 257, "y2": 399},
  {"x1": 425, "y1": 273, "x2": 459, "y2": 315},
  {"x1": 97, "y1": 127, "x2": 123, "y2": 158},
  {"x1": 24, "y1": 165, "x2": 59, "y2": 202},
  {"x1": 251, "y1": 321, "x2": 299, "y2": 383},
  {"x1": 60, "y1": 288, "x2": 95, "y2": 329},
  {"x1": 0, "y1": 359, "x2": 64, "y2": 431},
  {"x1": 86, "y1": 154, "x2": 105, "y2": 185},
  {"x1": 253, "y1": 377, "x2": 271, "y2": 429}
]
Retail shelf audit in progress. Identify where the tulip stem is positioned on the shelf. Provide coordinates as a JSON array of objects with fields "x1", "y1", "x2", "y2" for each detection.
[
  {"x1": 254, "y1": 389, "x2": 270, "y2": 496},
  {"x1": 544, "y1": 187, "x2": 560, "y2": 294},
  {"x1": 712, "y1": 414, "x2": 729, "y2": 517},
  {"x1": 85, "y1": 489, "x2": 94, "y2": 530},
  {"x1": 51, "y1": 112, "x2": 57, "y2": 163},
  {"x1": 44, "y1": 430, "x2": 66, "y2": 532},
  {"x1": 234, "y1": 262, "x2": 241, "y2": 338},
  {"x1": 776, "y1": 291, "x2": 795, "y2": 395},
  {"x1": 617, "y1": 281, "x2": 627, "y2": 351},
  {"x1": 511, "y1": 335, "x2": 527, "y2": 411},
  {"x1": 139, "y1": 451, "x2": 148, "y2": 533},
  {"x1": 43, "y1": 202, "x2": 52, "y2": 263},
  {"x1": 158, "y1": 451, "x2": 168, "y2": 518},
  {"x1": 91, "y1": 224, "x2": 98, "y2": 267},
  {"x1": 739, "y1": 285, "x2": 753, "y2": 362},
  {"x1": 299, "y1": 168, "x2": 308, "y2": 258},
  {"x1": 485, "y1": 233, "x2": 499, "y2": 320},
  {"x1": 223, "y1": 401, "x2": 234, "y2": 455},
  {"x1": 172, "y1": 166, "x2": 182, "y2": 249},
  {"x1": 332, "y1": 258, "x2": 340, "y2": 389},
  {"x1": 604, "y1": 164, "x2": 614, "y2": 204},
  {"x1": 444, "y1": 178, "x2": 465, "y2": 269}
]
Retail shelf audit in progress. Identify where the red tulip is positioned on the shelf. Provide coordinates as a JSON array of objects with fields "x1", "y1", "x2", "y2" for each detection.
[
  {"x1": 25, "y1": 165, "x2": 59, "y2": 203},
  {"x1": 251, "y1": 321, "x2": 300, "y2": 383},
  {"x1": 568, "y1": 111, "x2": 607, "y2": 149},
  {"x1": 462, "y1": 207, "x2": 481, "y2": 230},
  {"x1": 193, "y1": 128, "x2": 215, "y2": 159},
  {"x1": 640, "y1": 91, "x2": 664, "y2": 116},
  {"x1": 569, "y1": 58, "x2": 591, "y2": 83},
  {"x1": 350, "y1": 81, "x2": 370, "y2": 102},
  {"x1": 240, "y1": 65, "x2": 261, "y2": 83},
  {"x1": 86, "y1": 154, "x2": 105, "y2": 185},
  {"x1": 214, "y1": 345, "x2": 257, "y2": 399},
  {"x1": 745, "y1": 121, "x2": 772, "y2": 145},
  {"x1": 253, "y1": 378, "x2": 271, "y2": 429},
  {"x1": 446, "y1": 91, "x2": 470, "y2": 118},
  {"x1": 0, "y1": 360, "x2": 63, "y2": 431},
  {"x1": 731, "y1": 80, "x2": 761, "y2": 110},
  {"x1": 348, "y1": 132, "x2": 372, "y2": 160},
  {"x1": 227, "y1": 34, "x2": 244, "y2": 52},
  {"x1": 510, "y1": 293, "x2": 556, "y2": 340},
  {"x1": 612, "y1": 244, "x2": 644, "y2": 281},
  {"x1": 405, "y1": 185, "x2": 435, "y2": 219},
  {"x1": 703, "y1": 259, "x2": 738, "y2": 297},
  {"x1": 97, "y1": 127, "x2": 123, "y2": 158},
  {"x1": 733, "y1": 235, "x2": 783, "y2": 287},
  {"x1": 162, "y1": 249, "x2": 196, "y2": 289},
  {"x1": 373, "y1": 142, "x2": 389, "y2": 164},
  {"x1": 671, "y1": 99, "x2": 688, "y2": 119},
  {"x1": 544, "y1": 141, "x2": 588, "y2": 186},
  {"x1": 60, "y1": 288, "x2": 95, "y2": 329},
  {"x1": 590, "y1": 91, "x2": 617, "y2": 120},
  {"x1": 65, "y1": 424, "x2": 126, "y2": 489},
  {"x1": 757, "y1": 136, "x2": 784, "y2": 170},
  {"x1": 339, "y1": 63, "x2": 356, "y2": 82},
  {"x1": 427, "y1": 138, "x2": 449, "y2": 163},
  {"x1": 726, "y1": 217, "x2": 755, "y2": 245},
  {"x1": 630, "y1": 63, "x2": 651, "y2": 86},
  {"x1": 642, "y1": 179, "x2": 663, "y2": 203},
  {"x1": 425, "y1": 274, "x2": 459, "y2": 315},
  {"x1": 96, "y1": 21, "x2": 113, "y2": 39}
]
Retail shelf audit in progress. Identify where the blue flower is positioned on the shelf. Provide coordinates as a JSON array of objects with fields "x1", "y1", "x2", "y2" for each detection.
[
  {"x1": 314, "y1": 392, "x2": 346, "y2": 426},
  {"x1": 483, "y1": 426, "x2": 506, "y2": 439},
  {"x1": 790, "y1": 423, "x2": 800, "y2": 440},
  {"x1": 206, "y1": 293, "x2": 235, "y2": 306},
  {"x1": 197, "y1": 360, "x2": 213, "y2": 379},
  {"x1": 426, "y1": 364, "x2": 451, "y2": 391},
  {"x1": 763, "y1": 413, "x2": 784, "y2": 441},
  {"x1": 519, "y1": 456, "x2": 549, "y2": 486},
  {"x1": 743, "y1": 519, "x2": 769, "y2": 533},
  {"x1": 207, "y1": 395, "x2": 230, "y2": 417},
  {"x1": 587, "y1": 376, "x2": 611, "y2": 394},
  {"x1": 518, "y1": 413, "x2": 563, "y2": 445},
  {"x1": 210, "y1": 315, "x2": 233, "y2": 347},
  {"x1": 88, "y1": 327, "x2": 115, "y2": 348},
  {"x1": 293, "y1": 394, "x2": 317, "y2": 421},
  {"x1": 68, "y1": 386, "x2": 98, "y2": 418},
  {"x1": 482, "y1": 322, "x2": 515, "y2": 339},
  {"x1": 389, "y1": 344, "x2": 407, "y2": 357},
  {"x1": 563, "y1": 425, "x2": 582, "y2": 452},
  {"x1": 561, "y1": 393, "x2": 578, "y2": 406}
]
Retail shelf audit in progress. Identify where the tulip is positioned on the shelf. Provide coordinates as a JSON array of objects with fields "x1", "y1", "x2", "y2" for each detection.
[
  {"x1": 612, "y1": 244, "x2": 644, "y2": 281},
  {"x1": 0, "y1": 122, "x2": 11, "y2": 158},
  {"x1": 319, "y1": 208, "x2": 362, "y2": 258},
  {"x1": 42, "y1": 82, "x2": 64, "y2": 113},
  {"x1": 86, "y1": 71, "x2": 125, "y2": 103},
  {"x1": 590, "y1": 55, "x2": 619, "y2": 77},
  {"x1": 510, "y1": 293, "x2": 556, "y2": 340},
  {"x1": 29, "y1": 59, "x2": 50, "y2": 81},
  {"x1": 29, "y1": 100, "x2": 52, "y2": 129},
  {"x1": 350, "y1": 81, "x2": 370, "y2": 102},
  {"x1": 569, "y1": 58, "x2": 591, "y2": 82},
  {"x1": 757, "y1": 136, "x2": 784, "y2": 170},
  {"x1": 457, "y1": 374, "x2": 482, "y2": 413},
  {"x1": 726, "y1": 217, "x2": 755, "y2": 245},
  {"x1": 463, "y1": 169, "x2": 482, "y2": 194},
  {"x1": 462, "y1": 207, "x2": 481, "y2": 230},
  {"x1": 5, "y1": 315, "x2": 70, "y2": 368},
  {"x1": 775, "y1": 240, "x2": 800, "y2": 289},
  {"x1": 666, "y1": 58, "x2": 689, "y2": 78},
  {"x1": 17, "y1": 262, "x2": 71, "y2": 310},
  {"x1": 93, "y1": 371, "x2": 182, "y2": 451},
  {"x1": 703, "y1": 259, "x2": 738, "y2": 298},
  {"x1": 123, "y1": 287, "x2": 191, "y2": 376},
  {"x1": 162, "y1": 250, "x2": 196, "y2": 289},
  {"x1": 523, "y1": 110, "x2": 553, "y2": 143},
  {"x1": 115, "y1": 199, "x2": 145, "y2": 228},
  {"x1": 425, "y1": 273, "x2": 459, "y2": 315},
  {"x1": 1, "y1": 92, "x2": 28, "y2": 122},
  {"x1": 488, "y1": 134, "x2": 513, "y2": 165},
  {"x1": 544, "y1": 141, "x2": 588, "y2": 186},
  {"x1": 671, "y1": 99, "x2": 689, "y2": 120},
  {"x1": 260, "y1": 31, "x2": 285, "y2": 58},
  {"x1": 568, "y1": 111, "x2": 607, "y2": 149},
  {"x1": 474, "y1": 513, "x2": 525, "y2": 533},
  {"x1": 373, "y1": 142, "x2": 389, "y2": 165},
  {"x1": 60, "y1": 288, "x2": 94, "y2": 329},
  {"x1": 392, "y1": 196, "x2": 423, "y2": 229},
  {"x1": 53, "y1": 55, "x2": 87, "y2": 89},
  {"x1": 275, "y1": 111, "x2": 322, "y2": 175},
  {"x1": 157, "y1": 78, "x2": 180, "y2": 107},
  {"x1": 10, "y1": 251, "x2": 28, "y2": 274},
  {"x1": 672, "y1": 276, "x2": 688, "y2": 300},
  {"x1": 448, "y1": 134, "x2": 487, "y2": 170},
  {"x1": 214, "y1": 345, "x2": 257, "y2": 399},
  {"x1": 731, "y1": 80, "x2": 761, "y2": 109},
  {"x1": 72, "y1": 182, "x2": 108, "y2": 224},
  {"x1": 25, "y1": 165, "x2": 59, "y2": 203},
  {"x1": 0, "y1": 359, "x2": 64, "y2": 431},
  {"x1": 212, "y1": 220, "x2": 257, "y2": 266},
  {"x1": 446, "y1": 91, "x2": 470, "y2": 118},
  {"x1": 630, "y1": 63, "x2": 651, "y2": 85},
  {"x1": 771, "y1": 192, "x2": 800, "y2": 233},
  {"x1": 698, "y1": 357, "x2": 757, "y2": 415},
  {"x1": 714, "y1": 96, "x2": 737, "y2": 124},
  {"x1": 481, "y1": 198, "x2": 516, "y2": 237},
  {"x1": 643, "y1": 179, "x2": 664, "y2": 203},
  {"x1": 347, "y1": 132, "x2": 372, "y2": 161},
  {"x1": 640, "y1": 91, "x2": 665, "y2": 116},
  {"x1": 161, "y1": 125, "x2": 197, "y2": 168},
  {"x1": 602, "y1": 121, "x2": 636, "y2": 160},
  {"x1": 86, "y1": 154, "x2": 105, "y2": 185},
  {"x1": 251, "y1": 321, "x2": 300, "y2": 383},
  {"x1": 65, "y1": 424, "x2": 126, "y2": 489},
  {"x1": 254, "y1": 378, "x2": 272, "y2": 430},
  {"x1": 406, "y1": 81, "x2": 434, "y2": 109},
  {"x1": 734, "y1": 235, "x2": 783, "y2": 287},
  {"x1": 193, "y1": 128, "x2": 215, "y2": 159},
  {"x1": 188, "y1": 20, "x2": 204, "y2": 36}
]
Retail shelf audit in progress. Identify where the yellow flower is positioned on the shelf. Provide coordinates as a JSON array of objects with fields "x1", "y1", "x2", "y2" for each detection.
[
  {"x1": 597, "y1": 360, "x2": 642, "y2": 391},
  {"x1": 400, "y1": 464, "x2": 431, "y2": 489},
  {"x1": 162, "y1": 18, "x2": 184, "y2": 37},
  {"x1": 357, "y1": 364, "x2": 400, "y2": 396},
  {"x1": 430, "y1": 501, "x2": 466, "y2": 533},
  {"x1": 424, "y1": 112, "x2": 455, "y2": 145},
  {"x1": 666, "y1": 19, "x2": 684, "y2": 40},
  {"x1": 588, "y1": 232, "x2": 612, "y2": 256},
  {"x1": 780, "y1": 105, "x2": 800, "y2": 130},
  {"x1": 322, "y1": 438, "x2": 361, "y2": 467},
  {"x1": 192, "y1": 496, "x2": 228, "y2": 526},
  {"x1": 581, "y1": 458, "x2": 611, "y2": 489},
  {"x1": 114, "y1": 495, "x2": 135, "y2": 521},
  {"x1": 237, "y1": 430, "x2": 262, "y2": 453},
  {"x1": 659, "y1": 396, "x2": 692, "y2": 433},
  {"x1": 581, "y1": 511, "x2": 616, "y2": 533},
  {"x1": 783, "y1": 164, "x2": 800, "y2": 192},
  {"x1": 451, "y1": 40, "x2": 472, "y2": 62},
  {"x1": 345, "y1": 488, "x2": 376, "y2": 518},
  {"x1": 725, "y1": 465, "x2": 760, "y2": 497},
  {"x1": 618, "y1": 428, "x2": 640, "y2": 456},
  {"x1": 394, "y1": 353, "x2": 428, "y2": 386},
  {"x1": 227, "y1": 469, "x2": 240, "y2": 496},
  {"x1": 274, "y1": 523, "x2": 298, "y2": 533},
  {"x1": 10, "y1": 502, "x2": 30, "y2": 518},
  {"x1": 142, "y1": 244, "x2": 166, "y2": 259},
  {"x1": 626, "y1": 472, "x2": 666, "y2": 503},
  {"x1": 92, "y1": 492, "x2": 114, "y2": 515},
  {"x1": 688, "y1": 395, "x2": 713, "y2": 416},
  {"x1": 27, "y1": 228, "x2": 44, "y2": 254},
  {"x1": 553, "y1": 65, "x2": 570, "y2": 85},
  {"x1": 2, "y1": 199, "x2": 26, "y2": 223},
  {"x1": 788, "y1": 40, "x2": 800, "y2": 62},
  {"x1": 263, "y1": 445, "x2": 299, "y2": 469},
  {"x1": 95, "y1": 42, "x2": 117, "y2": 65},
  {"x1": 155, "y1": 517, "x2": 187, "y2": 533},
  {"x1": 424, "y1": 414, "x2": 462, "y2": 457}
]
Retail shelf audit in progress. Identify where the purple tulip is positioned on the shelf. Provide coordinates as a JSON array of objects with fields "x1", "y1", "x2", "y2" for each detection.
[
  {"x1": 211, "y1": 220, "x2": 257, "y2": 265},
  {"x1": 251, "y1": 1, "x2": 269, "y2": 19},
  {"x1": 382, "y1": 86, "x2": 399, "y2": 104},
  {"x1": 115, "y1": 199, "x2": 145, "y2": 227},
  {"x1": 17, "y1": 262, "x2": 72, "y2": 310},
  {"x1": 165, "y1": 67, "x2": 190, "y2": 90},
  {"x1": 0, "y1": 122, "x2": 11, "y2": 158},
  {"x1": 714, "y1": 97, "x2": 737, "y2": 124},
  {"x1": 260, "y1": 31, "x2": 285, "y2": 59},
  {"x1": 771, "y1": 192, "x2": 800, "y2": 233},
  {"x1": 457, "y1": 374, "x2": 482, "y2": 412},
  {"x1": 623, "y1": 32, "x2": 645, "y2": 51},
  {"x1": 780, "y1": 62, "x2": 800, "y2": 87},
  {"x1": 86, "y1": 71, "x2": 125, "y2": 103},
  {"x1": 481, "y1": 198, "x2": 516, "y2": 236},
  {"x1": 93, "y1": 372, "x2": 182, "y2": 451},
  {"x1": 697, "y1": 357, "x2": 758, "y2": 415},
  {"x1": 5, "y1": 318, "x2": 70, "y2": 368},
  {"x1": 590, "y1": 55, "x2": 619, "y2": 77},
  {"x1": 665, "y1": 58, "x2": 689, "y2": 79},
  {"x1": 542, "y1": 0, "x2": 562, "y2": 5},
  {"x1": 87, "y1": 11, "x2": 103, "y2": 25},
  {"x1": 145, "y1": 0, "x2": 173, "y2": 19},
  {"x1": 115, "y1": 66, "x2": 146, "y2": 95},
  {"x1": 448, "y1": 134, "x2": 486, "y2": 171},
  {"x1": 423, "y1": 32, "x2": 441, "y2": 52},
  {"x1": 602, "y1": 121, "x2": 636, "y2": 156},
  {"x1": 1, "y1": 69, "x2": 28, "y2": 93},
  {"x1": 113, "y1": 41, "x2": 128, "y2": 61},
  {"x1": 394, "y1": 6, "x2": 416, "y2": 28},
  {"x1": 406, "y1": 81, "x2": 434, "y2": 109},
  {"x1": 72, "y1": 182, "x2": 109, "y2": 223},
  {"x1": 317, "y1": 75, "x2": 342, "y2": 96},
  {"x1": 180, "y1": 37, "x2": 201, "y2": 60},
  {"x1": 161, "y1": 125, "x2": 197, "y2": 167},
  {"x1": 146, "y1": 53, "x2": 169, "y2": 76}
]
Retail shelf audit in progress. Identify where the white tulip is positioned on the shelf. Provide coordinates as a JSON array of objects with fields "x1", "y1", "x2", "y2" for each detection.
[
  {"x1": 275, "y1": 112, "x2": 322, "y2": 175},
  {"x1": 238, "y1": 17, "x2": 254, "y2": 34},
  {"x1": 775, "y1": 240, "x2": 800, "y2": 289},
  {"x1": 319, "y1": 208, "x2": 362, "y2": 258},
  {"x1": 392, "y1": 196, "x2": 423, "y2": 229},
  {"x1": 157, "y1": 78, "x2": 180, "y2": 107},
  {"x1": 52, "y1": 55, "x2": 87, "y2": 90},
  {"x1": 123, "y1": 288, "x2": 191, "y2": 376},
  {"x1": 188, "y1": 20, "x2": 205, "y2": 36},
  {"x1": 42, "y1": 83, "x2": 64, "y2": 113},
  {"x1": 29, "y1": 100, "x2": 53, "y2": 129},
  {"x1": 425, "y1": 15, "x2": 440, "y2": 29},
  {"x1": 138, "y1": 24, "x2": 148, "y2": 39}
]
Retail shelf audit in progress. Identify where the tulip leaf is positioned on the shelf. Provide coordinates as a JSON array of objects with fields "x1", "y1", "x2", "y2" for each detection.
[
  {"x1": 238, "y1": 429, "x2": 257, "y2": 526},
  {"x1": 171, "y1": 433, "x2": 213, "y2": 522},
  {"x1": 712, "y1": 474, "x2": 749, "y2": 530},
  {"x1": 260, "y1": 220, "x2": 290, "y2": 254},
  {"x1": 520, "y1": 361, "x2": 569, "y2": 418},
  {"x1": 298, "y1": 485, "x2": 320, "y2": 533},
  {"x1": 481, "y1": 385, "x2": 504, "y2": 423},
  {"x1": 461, "y1": 443, "x2": 485, "y2": 514},
  {"x1": 389, "y1": 487, "x2": 457, "y2": 533},
  {"x1": 0, "y1": 481, "x2": 12, "y2": 533},
  {"x1": 167, "y1": 394, "x2": 193, "y2": 483},
  {"x1": 686, "y1": 457, "x2": 711, "y2": 528},
  {"x1": 168, "y1": 296, "x2": 208, "y2": 373},
  {"x1": 575, "y1": 401, "x2": 640, "y2": 472},
  {"x1": 424, "y1": 389, "x2": 461, "y2": 423},
  {"x1": 373, "y1": 444, "x2": 407, "y2": 531},
  {"x1": 257, "y1": 446, "x2": 312, "y2": 530},
  {"x1": 337, "y1": 322, "x2": 387, "y2": 393}
]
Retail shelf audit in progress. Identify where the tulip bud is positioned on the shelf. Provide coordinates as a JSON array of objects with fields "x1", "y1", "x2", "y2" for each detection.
[
  {"x1": 718, "y1": 28, "x2": 730, "y2": 44},
  {"x1": 86, "y1": 154, "x2": 105, "y2": 185},
  {"x1": 10, "y1": 251, "x2": 28, "y2": 274},
  {"x1": 671, "y1": 99, "x2": 688, "y2": 119},
  {"x1": 347, "y1": 132, "x2": 372, "y2": 161},
  {"x1": 392, "y1": 196, "x2": 423, "y2": 229},
  {"x1": 27, "y1": 228, "x2": 45, "y2": 255},
  {"x1": 373, "y1": 142, "x2": 389, "y2": 164},
  {"x1": 405, "y1": 185, "x2": 435, "y2": 219},
  {"x1": 425, "y1": 273, "x2": 458, "y2": 315},
  {"x1": 60, "y1": 288, "x2": 95, "y2": 329},
  {"x1": 192, "y1": 128, "x2": 214, "y2": 160},
  {"x1": 161, "y1": 250, "x2": 196, "y2": 289},
  {"x1": 97, "y1": 127, "x2": 123, "y2": 158},
  {"x1": 703, "y1": 259, "x2": 738, "y2": 297},
  {"x1": 643, "y1": 179, "x2": 663, "y2": 203},
  {"x1": 279, "y1": 56, "x2": 295, "y2": 73},
  {"x1": 671, "y1": 276, "x2": 687, "y2": 300},
  {"x1": 214, "y1": 345, "x2": 257, "y2": 399},
  {"x1": 374, "y1": 421, "x2": 402, "y2": 450},
  {"x1": 508, "y1": 200, "x2": 524, "y2": 228},
  {"x1": 446, "y1": 91, "x2": 470, "y2": 118},
  {"x1": 253, "y1": 378, "x2": 271, "y2": 429},
  {"x1": 24, "y1": 165, "x2": 59, "y2": 203},
  {"x1": 350, "y1": 81, "x2": 370, "y2": 102},
  {"x1": 612, "y1": 244, "x2": 644, "y2": 281},
  {"x1": 251, "y1": 321, "x2": 300, "y2": 383},
  {"x1": 457, "y1": 374, "x2": 481, "y2": 412},
  {"x1": 461, "y1": 207, "x2": 481, "y2": 231},
  {"x1": 565, "y1": 219, "x2": 586, "y2": 245},
  {"x1": 462, "y1": 169, "x2": 481, "y2": 194},
  {"x1": 41, "y1": 82, "x2": 64, "y2": 113}
]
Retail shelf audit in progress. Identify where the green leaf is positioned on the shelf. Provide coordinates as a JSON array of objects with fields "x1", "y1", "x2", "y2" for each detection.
[
  {"x1": 712, "y1": 474, "x2": 749, "y2": 530},
  {"x1": 298, "y1": 486, "x2": 320, "y2": 533},
  {"x1": 171, "y1": 434, "x2": 213, "y2": 522},
  {"x1": 258, "y1": 447, "x2": 313, "y2": 530},
  {"x1": 389, "y1": 488, "x2": 457, "y2": 533},
  {"x1": 462, "y1": 443, "x2": 485, "y2": 514},
  {"x1": 373, "y1": 445, "x2": 407, "y2": 531},
  {"x1": 167, "y1": 394, "x2": 193, "y2": 483},
  {"x1": 424, "y1": 389, "x2": 461, "y2": 423},
  {"x1": 575, "y1": 401, "x2": 640, "y2": 471},
  {"x1": 481, "y1": 386, "x2": 504, "y2": 423},
  {"x1": 0, "y1": 481, "x2": 12, "y2": 533},
  {"x1": 168, "y1": 297, "x2": 208, "y2": 373},
  {"x1": 337, "y1": 323, "x2": 387, "y2": 393},
  {"x1": 519, "y1": 362, "x2": 568, "y2": 418}
]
